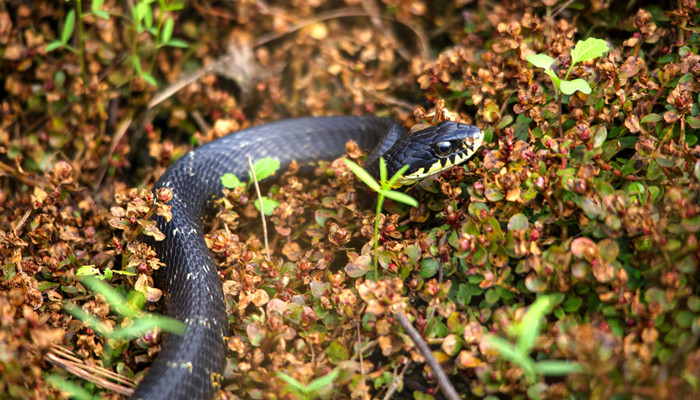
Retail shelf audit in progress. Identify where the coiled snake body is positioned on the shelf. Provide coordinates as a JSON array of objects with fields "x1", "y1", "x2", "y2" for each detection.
[{"x1": 132, "y1": 116, "x2": 482, "y2": 399}]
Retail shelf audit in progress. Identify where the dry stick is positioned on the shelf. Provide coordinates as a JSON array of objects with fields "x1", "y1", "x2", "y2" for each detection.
[
  {"x1": 356, "y1": 322, "x2": 368, "y2": 390},
  {"x1": 45, "y1": 346, "x2": 135, "y2": 396},
  {"x1": 551, "y1": 0, "x2": 577, "y2": 18},
  {"x1": 94, "y1": 114, "x2": 133, "y2": 189},
  {"x1": 247, "y1": 156, "x2": 271, "y2": 261},
  {"x1": 394, "y1": 309, "x2": 461, "y2": 400},
  {"x1": 382, "y1": 360, "x2": 412, "y2": 400},
  {"x1": 0, "y1": 160, "x2": 33, "y2": 186}
]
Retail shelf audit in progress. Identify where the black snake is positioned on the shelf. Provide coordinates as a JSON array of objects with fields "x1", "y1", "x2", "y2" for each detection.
[{"x1": 131, "y1": 116, "x2": 483, "y2": 399}]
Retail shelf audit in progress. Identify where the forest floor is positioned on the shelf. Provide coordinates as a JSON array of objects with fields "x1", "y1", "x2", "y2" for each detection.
[{"x1": 1, "y1": 1, "x2": 700, "y2": 399}]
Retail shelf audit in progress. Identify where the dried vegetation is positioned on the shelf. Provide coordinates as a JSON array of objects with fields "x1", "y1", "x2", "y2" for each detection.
[{"x1": 1, "y1": 0, "x2": 700, "y2": 399}]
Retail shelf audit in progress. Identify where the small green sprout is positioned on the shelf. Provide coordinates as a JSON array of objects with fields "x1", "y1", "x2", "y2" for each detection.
[
  {"x1": 46, "y1": 0, "x2": 188, "y2": 87},
  {"x1": 64, "y1": 277, "x2": 185, "y2": 365},
  {"x1": 482, "y1": 295, "x2": 583, "y2": 400},
  {"x1": 344, "y1": 157, "x2": 418, "y2": 280},
  {"x1": 76, "y1": 264, "x2": 136, "y2": 280},
  {"x1": 220, "y1": 157, "x2": 281, "y2": 215},
  {"x1": 276, "y1": 369, "x2": 339, "y2": 400},
  {"x1": 526, "y1": 37, "x2": 608, "y2": 136},
  {"x1": 526, "y1": 37, "x2": 609, "y2": 96}
]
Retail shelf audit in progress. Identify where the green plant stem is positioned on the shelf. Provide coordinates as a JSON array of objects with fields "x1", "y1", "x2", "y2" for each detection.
[
  {"x1": 149, "y1": 8, "x2": 165, "y2": 74},
  {"x1": 564, "y1": 63, "x2": 574, "y2": 80},
  {"x1": 557, "y1": 94, "x2": 563, "y2": 137},
  {"x1": 75, "y1": 0, "x2": 86, "y2": 85},
  {"x1": 374, "y1": 196, "x2": 384, "y2": 281}
]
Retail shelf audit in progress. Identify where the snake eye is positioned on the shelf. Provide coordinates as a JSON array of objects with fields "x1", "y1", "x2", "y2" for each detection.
[{"x1": 434, "y1": 141, "x2": 453, "y2": 157}]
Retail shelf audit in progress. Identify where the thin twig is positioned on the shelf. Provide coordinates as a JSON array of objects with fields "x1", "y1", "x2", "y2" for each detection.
[
  {"x1": 382, "y1": 360, "x2": 412, "y2": 400},
  {"x1": 394, "y1": 309, "x2": 461, "y2": 400},
  {"x1": 247, "y1": 156, "x2": 271, "y2": 260},
  {"x1": 357, "y1": 322, "x2": 365, "y2": 374},
  {"x1": 0, "y1": 160, "x2": 33, "y2": 186},
  {"x1": 94, "y1": 114, "x2": 133, "y2": 189},
  {"x1": 551, "y1": 0, "x2": 577, "y2": 18},
  {"x1": 12, "y1": 209, "x2": 32, "y2": 235}
]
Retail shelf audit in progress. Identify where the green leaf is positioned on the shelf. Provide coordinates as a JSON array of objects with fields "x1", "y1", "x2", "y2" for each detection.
[
  {"x1": 92, "y1": 0, "x2": 105, "y2": 11},
  {"x1": 142, "y1": 4, "x2": 154, "y2": 30},
  {"x1": 526, "y1": 54, "x2": 554, "y2": 70},
  {"x1": 344, "y1": 159, "x2": 380, "y2": 192},
  {"x1": 161, "y1": 17, "x2": 174, "y2": 44},
  {"x1": 111, "y1": 315, "x2": 185, "y2": 339},
  {"x1": 305, "y1": 369, "x2": 339, "y2": 392},
  {"x1": 507, "y1": 213, "x2": 529, "y2": 231},
  {"x1": 250, "y1": 157, "x2": 280, "y2": 182},
  {"x1": 140, "y1": 72, "x2": 158, "y2": 86},
  {"x1": 76, "y1": 265, "x2": 103, "y2": 278},
  {"x1": 559, "y1": 79, "x2": 592, "y2": 95},
  {"x1": 162, "y1": 0, "x2": 185, "y2": 11},
  {"x1": 386, "y1": 163, "x2": 410, "y2": 189},
  {"x1": 94, "y1": 9, "x2": 110, "y2": 19},
  {"x1": 91, "y1": 0, "x2": 109, "y2": 19},
  {"x1": 253, "y1": 197, "x2": 280, "y2": 216},
  {"x1": 221, "y1": 173, "x2": 243, "y2": 189},
  {"x1": 420, "y1": 258, "x2": 440, "y2": 278},
  {"x1": 570, "y1": 37, "x2": 609, "y2": 64},
  {"x1": 276, "y1": 372, "x2": 306, "y2": 392},
  {"x1": 534, "y1": 360, "x2": 583, "y2": 376},
  {"x1": 485, "y1": 289, "x2": 500, "y2": 305},
  {"x1": 641, "y1": 113, "x2": 663, "y2": 123},
  {"x1": 627, "y1": 182, "x2": 646, "y2": 200},
  {"x1": 46, "y1": 374, "x2": 96, "y2": 400},
  {"x1": 483, "y1": 335, "x2": 537, "y2": 380},
  {"x1": 132, "y1": 56, "x2": 143, "y2": 74},
  {"x1": 592, "y1": 125, "x2": 607, "y2": 148},
  {"x1": 687, "y1": 115, "x2": 700, "y2": 130},
  {"x1": 382, "y1": 189, "x2": 418, "y2": 207},
  {"x1": 80, "y1": 277, "x2": 138, "y2": 317},
  {"x1": 563, "y1": 296, "x2": 583, "y2": 312},
  {"x1": 46, "y1": 40, "x2": 64, "y2": 52},
  {"x1": 61, "y1": 9, "x2": 76, "y2": 44},
  {"x1": 379, "y1": 157, "x2": 388, "y2": 183},
  {"x1": 326, "y1": 341, "x2": 348, "y2": 365},
  {"x1": 497, "y1": 114, "x2": 514, "y2": 129},
  {"x1": 516, "y1": 296, "x2": 553, "y2": 353},
  {"x1": 166, "y1": 38, "x2": 189, "y2": 48}
]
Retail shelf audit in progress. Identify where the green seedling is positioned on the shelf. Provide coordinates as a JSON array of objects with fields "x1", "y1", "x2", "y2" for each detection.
[
  {"x1": 482, "y1": 295, "x2": 583, "y2": 400},
  {"x1": 46, "y1": 0, "x2": 188, "y2": 86},
  {"x1": 64, "y1": 277, "x2": 185, "y2": 366},
  {"x1": 526, "y1": 37, "x2": 608, "y2": 96},
  {"x1": 276, "y1": 369, "x2": 339, "y2": 400},
  {"x1": 344, "y1": 158, "x2": 418, "y2": 280},
  {"x1": 221, "y1": 157, "x2": 282, "y2": 215},
  {"x1": 526, "y1": 37, "x2": 608, "y2": 136}
]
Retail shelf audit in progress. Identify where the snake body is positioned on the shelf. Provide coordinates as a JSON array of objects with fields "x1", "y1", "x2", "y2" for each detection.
[{"x1": 132, "y1": 116, "x2": 482, "y2": 399}]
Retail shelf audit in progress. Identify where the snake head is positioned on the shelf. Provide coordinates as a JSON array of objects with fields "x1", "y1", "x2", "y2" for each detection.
[{"x1": 385, "y1": 121, "x2": 483, "y2": 188}]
